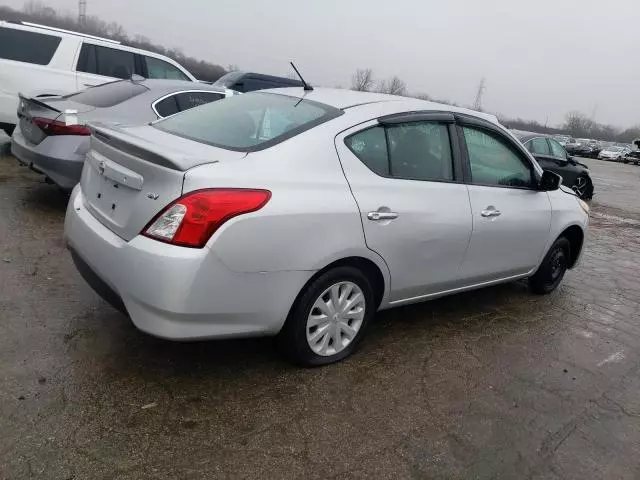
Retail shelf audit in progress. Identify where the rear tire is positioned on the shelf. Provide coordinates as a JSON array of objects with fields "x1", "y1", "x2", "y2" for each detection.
[
  {"x1": 529, "y1": 237, "x2": 570, "y2": 295},
  {"x1": 278, "y1": 266, "x2": 375, "y2": 366}
]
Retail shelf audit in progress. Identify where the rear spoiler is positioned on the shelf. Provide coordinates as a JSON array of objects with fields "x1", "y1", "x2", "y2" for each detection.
[
  {"x1": 89, "y1": 123, "x2": 189, "y2": 171},
  {"x1": 18, "y1": 93, "x2": 62, "y2": 113}
]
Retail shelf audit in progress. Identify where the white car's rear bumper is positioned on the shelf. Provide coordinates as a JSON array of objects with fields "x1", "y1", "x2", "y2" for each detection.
[{"x1": 64, "y1": 186, "x2": 313, "y2": 340}]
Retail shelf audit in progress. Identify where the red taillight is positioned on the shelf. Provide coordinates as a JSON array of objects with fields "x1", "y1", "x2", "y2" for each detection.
[
  {"x1": 142, "y1": 189, "x2": 271, "y2": 248},
  {"x1": 32, "y1": 117, "x2": 91, "y2": 136}
]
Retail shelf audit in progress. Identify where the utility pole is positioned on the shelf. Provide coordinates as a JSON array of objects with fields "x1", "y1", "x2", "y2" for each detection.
[
  {"x1": 78, "y1": 0, "x2": 87, "y2": 26},
  {"x1": 473, "y1": 77, "x2": 486, "y2": 112}
]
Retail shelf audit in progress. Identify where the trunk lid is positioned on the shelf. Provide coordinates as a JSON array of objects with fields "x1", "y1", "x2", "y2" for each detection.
[
  {"x1": 17, "y1": 94, "x2": 96, "y2": 145},
  {"x1": 81, "y1": 123, "x2": 246, "y2": 241}
]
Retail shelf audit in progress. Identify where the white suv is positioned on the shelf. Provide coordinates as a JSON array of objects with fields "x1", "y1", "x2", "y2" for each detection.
[{"x1": 0, "y1": 21, "x2": 196, "y2": 136}]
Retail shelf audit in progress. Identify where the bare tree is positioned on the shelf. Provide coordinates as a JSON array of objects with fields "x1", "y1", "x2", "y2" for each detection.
[
  {"x1": 351, "y1": 69, "x2": 374, "y2": 92},
  {"x1": 377, "y1": 76, "x2": 407, "y2": 96}
]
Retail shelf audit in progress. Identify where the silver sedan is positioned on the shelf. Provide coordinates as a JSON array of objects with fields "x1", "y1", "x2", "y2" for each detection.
[
  {"x1": 64, "y1": 88, "x2": 589, "y2": 365},
  {"x1": 11, "y1": 78, "x2": 232, "y2": 190}
]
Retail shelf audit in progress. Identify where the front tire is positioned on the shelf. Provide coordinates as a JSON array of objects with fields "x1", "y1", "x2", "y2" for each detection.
[
  {"x1": 572, "y1": 175, "x2": 592, "y2": 200},
  {"x1": 529, "y1": 237, "x2": 570, "y2": 294},
  {"x1": 278, "y1": 266, "x2": 375, "y2": 366}
]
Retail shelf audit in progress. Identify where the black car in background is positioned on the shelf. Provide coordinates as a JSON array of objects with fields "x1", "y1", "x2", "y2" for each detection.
[
  {"x1": 513, "y1": 131, "x2": 594, "y2": 199},
  {"x1": 213, "y1": 71, "x2": 303, "y2": 93},
  {"x1": 564, "y1": 138, "x2": 592, "y2": 157}
]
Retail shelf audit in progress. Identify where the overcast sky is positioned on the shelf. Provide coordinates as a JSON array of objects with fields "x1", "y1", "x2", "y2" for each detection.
[{"x1": 4, "y1": 0, "x2": 639, "y2": 127}]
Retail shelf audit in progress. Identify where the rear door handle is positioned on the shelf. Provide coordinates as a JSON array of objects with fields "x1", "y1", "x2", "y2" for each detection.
[
  {"x1": 367, "y1": 211, "x2": 398, "y2": 221},
  {"x1": 481, "y1": 209, "x2": 501, "y2": 217}
]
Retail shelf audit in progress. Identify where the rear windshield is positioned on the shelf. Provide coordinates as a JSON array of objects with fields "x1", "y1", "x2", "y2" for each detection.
[
  {"x1": 154, "y1": 92, "x2": 343, "y2": 152},
  {"x1": 212, "y1": 71, "x2": 245, "y2": 88},
  {"x1": 0, "y1": 27, "x2": 61, "y2": 65},
  {"x1": 64, "y1": 81, "x2": 148, "y2": 108}
]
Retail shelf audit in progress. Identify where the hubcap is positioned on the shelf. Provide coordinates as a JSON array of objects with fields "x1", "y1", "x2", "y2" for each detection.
[
  {"x1": 306, "y1": 281, "x2": 365, "y2": 357},
  {"x1": 572, "y1": 177, "x2": 587, "y2": 197}
]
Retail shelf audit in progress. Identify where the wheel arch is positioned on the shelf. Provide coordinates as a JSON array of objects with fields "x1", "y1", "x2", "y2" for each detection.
[{"x1": 559, "y1": 225, "x2": 585, "y2": 269}]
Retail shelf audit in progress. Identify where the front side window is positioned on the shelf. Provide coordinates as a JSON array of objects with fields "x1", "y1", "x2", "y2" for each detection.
[
  {"x1": 77, "y1": 44, "x2": 135, "y2": 79},
  {"x1": 528, "y1": 137, "x2": 551, "y2": 156},
  {"x1": 0, "y1": 27, "x2": 60, "y2": 65},
  {"x1": 548, "y1": 139, "x2": 567, "y2": 159},
  {"x1": 463, "y1": 126, "x2": 533, "y2": 188},
  {"x1": 145, "y1": 56, "x2": 190, "y2": 81},
  {"x1": 346, "y1": 122, "x2": 454, "y2": 182},
  {"x1": 155, "y1": 92, "x2": 342, "y2": 151}
]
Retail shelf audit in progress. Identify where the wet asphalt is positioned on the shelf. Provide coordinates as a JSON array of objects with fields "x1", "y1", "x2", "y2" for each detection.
[{"x1": 1, "y1": 144, "x2": 640, "y2": 479}]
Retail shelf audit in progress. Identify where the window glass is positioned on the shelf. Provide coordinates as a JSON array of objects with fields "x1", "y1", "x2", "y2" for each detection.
[
  {"x1": 78, "y1": 44, "x2": 135, "y2": 79},
  {"x1": 387, "y1": 123, "x2": 453, "y2": 181},
  {"x1": 345, "y1": 126, "x2": 389, "y2": 176},
  {"x1": 175, "y1": 91, "x2": 224, "y2": 111},
  {"x1": 155, "y1": 92, "x2": 341, "y2": 151},
  {"x1": 145, "y1": 56, "x2": 190, "y2": 81},
  {"x1": 154, "y1": 95, "x2": 180, "y2": 117},
  {"x1": 463, "y1": 127, "x2": 533, "y2": 188},
  {"x1": 0, "y1": 27, "x2": 60, "y2": 65},
  {"x1": 346, "y1": 122, "x2": 453, "y2": 182},
  {"x1": 529, "y1": 137, "x2": 551, "y2": 155},
  {"x1": 549, "y1": 139, "x2": 567, "y2": 159},
  {"x1": 64, "y1": 80, "x2": 148, "y2": 107}
]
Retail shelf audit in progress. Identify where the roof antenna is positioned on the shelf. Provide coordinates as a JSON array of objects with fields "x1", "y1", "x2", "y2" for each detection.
[{"x1": 290, "y1": 62, "x2": 313, "y2": 91}]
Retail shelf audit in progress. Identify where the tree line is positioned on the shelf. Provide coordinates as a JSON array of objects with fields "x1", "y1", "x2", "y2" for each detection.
[{"x1": 351, "y1": 68, "x2": 640, "y2": 144}]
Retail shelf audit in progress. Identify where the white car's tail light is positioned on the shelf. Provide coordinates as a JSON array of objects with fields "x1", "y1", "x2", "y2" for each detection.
[{"x1": 142, "y1": 189, "x2": 271, "y2": 248}]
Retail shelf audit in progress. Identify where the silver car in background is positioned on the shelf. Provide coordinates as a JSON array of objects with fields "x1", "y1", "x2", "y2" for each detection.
[
  {"x1": 11, "y1": 78, "x2": 232, "y2": 190},
  {"x1": 64, "y1": 88, "x2": 589, "y2": 366}
]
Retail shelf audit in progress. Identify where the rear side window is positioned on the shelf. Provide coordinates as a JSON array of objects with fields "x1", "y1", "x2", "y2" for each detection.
[
  {"x1": 64, "y1": 81, "x2": 148, "y2": 108},
  {"x1": 77, "y1": 44, "x2": 135, "y2": 79},
  {"x1": 154, "y1": 95, "x2": 179, "y2": 117},
  {"x1": 0, "y1": 27, "x2": 61, "y2": 65},
  {"x1": 346, "y1": 122, "x2": 454, "y2": 182},
  {"x1": 155, "y1": 92, "x2": 342, "y2": 152},
  {"x1": 145, "y1": 56, "x2": 190, "y2": 81}
]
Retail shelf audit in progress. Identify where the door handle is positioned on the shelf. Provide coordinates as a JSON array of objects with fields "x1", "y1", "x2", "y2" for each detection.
[
  {"x1": 367, "y1": 211, "x2": 398, "y2": 221},
  {"x1": 481, "y1": 209, "x2": 501, "y2": 217},
  {"x1": 83, "y1": 83, "x2": 97, "y2": 87}
]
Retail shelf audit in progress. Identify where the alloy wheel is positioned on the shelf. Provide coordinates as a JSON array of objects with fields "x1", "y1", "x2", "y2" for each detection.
[
  {"x1": 306, "y1": 281, "x2": 365, "y2": 357},
  {"x1": 572, "y1": 177, "x2": 587, "y2": 198}
]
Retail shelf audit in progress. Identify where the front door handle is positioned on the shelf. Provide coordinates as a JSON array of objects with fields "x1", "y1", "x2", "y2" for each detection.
[
  {"x1": 367, "y1": 211, "x2": 398, "y2": 221},
  {"x1": 481, "y1": 209, "x2": 501, "y2": 218}
]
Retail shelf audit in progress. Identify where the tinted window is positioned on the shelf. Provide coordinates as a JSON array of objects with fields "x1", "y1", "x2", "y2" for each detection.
[
  {"x1": 0, "y1": 27, "x2": 60, "y2": 65},
  {"x1": 77, "y1": 44, "x2": 135, "y2": 79},
  {"x1": 463, "y1": 127, "x2": 533, "y2": 188},
  {"x1": 346, "y1": 122, "x2": 453, "y2": 182},
  {"x1": 345, "y1": 126, "x2": 389, "y2": 176},
  {"x1": 154, "y1": 95, "x2": 180, "y2": 117},
  {"x1": 145, "y1": 56, "x2": 190, "y2": 81},
  {"x1": 64, "y1": 81, "x2": 148, "y2": 108},
  {"x1": 155, "y1": 92, "x2": 341, "y2": 151},
  {"x1": 175, "y1": 91, "x2": 224, "y2": 111},
  {"x1": 548, "y1": 139, "x2": 567, "y2": 159},
  {"x1": 528, "y1": 137, "x2": 551, "y2": 156}
]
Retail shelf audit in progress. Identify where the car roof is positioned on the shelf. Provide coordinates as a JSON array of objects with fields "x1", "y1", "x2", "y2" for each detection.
[{"x1": 264, "y1": 87, "x2": 502, "y2": 124}]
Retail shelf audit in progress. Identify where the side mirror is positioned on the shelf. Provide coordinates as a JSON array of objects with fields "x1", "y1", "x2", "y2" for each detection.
[{"x1": 539, "y1": 170, "x2": 562, "y2": 191}]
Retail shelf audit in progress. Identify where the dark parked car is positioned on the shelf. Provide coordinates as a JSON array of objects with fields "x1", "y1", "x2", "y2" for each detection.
[
  {"x1": 623, "y1": 139, "x2": 640, "y2": 165},
  {"x1": 213, "y1": 71, "x2": 303, "y2": 93},
  {"x1": 565, "y1": 138, "x2": 592, "y2": 157},
  {"x1": 513, "y1": 131, "x2": 594, "y2": 199}
]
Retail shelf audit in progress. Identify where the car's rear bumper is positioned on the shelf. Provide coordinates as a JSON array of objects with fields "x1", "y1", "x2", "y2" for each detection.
[
  {"x1": 11, "y1": 124, "x2": 87, "y2": 190},
  {"x1": 64, "y1": 186, "x2": 312, "y2": 340}
]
